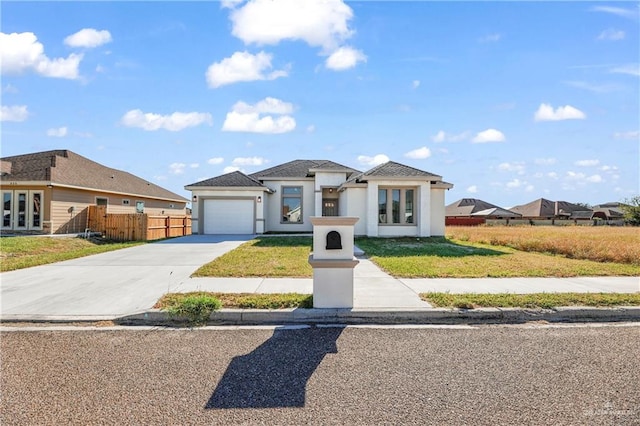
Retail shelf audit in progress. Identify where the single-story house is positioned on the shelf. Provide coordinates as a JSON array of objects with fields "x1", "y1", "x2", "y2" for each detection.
[
  {"x1": 509, "y1": 198, "x2": 591, "y2": 221},
  {"x1": 1, "y1": 150, "x2": 188, "y2": 234},
  {"x1": 592, "y1": 202, "x2": 626, "y2": 221},
  {"x1": 446, "y1": 198, "x2": 521, "y2": 219},
  {"x1": 185, "y1": 160, "x2": 453, "y2": 237}
]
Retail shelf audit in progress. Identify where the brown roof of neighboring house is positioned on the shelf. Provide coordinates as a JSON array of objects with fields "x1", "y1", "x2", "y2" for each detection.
[
  {"x1": 1, "y1": 150, "x2": 187, "y2": 202},
  {"x1": 510, "y1": 198, "x2": 591, "y2": 218}
]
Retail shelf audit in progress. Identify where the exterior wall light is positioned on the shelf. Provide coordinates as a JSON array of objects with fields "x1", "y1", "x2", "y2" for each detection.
[{"x1": 257, "y1": 196, "x2": 262, "y2": 203}]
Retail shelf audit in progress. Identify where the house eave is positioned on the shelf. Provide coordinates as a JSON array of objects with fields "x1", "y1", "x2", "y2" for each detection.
[
  {"x1": 185, "y1": 185, "x2": 275, "y2": 194},
  {"x1": 50, "y1": 182, "x2": 188, "y2": 202}
]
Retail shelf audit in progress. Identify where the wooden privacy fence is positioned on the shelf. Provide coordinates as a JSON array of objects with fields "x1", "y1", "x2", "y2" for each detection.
[{"x1": 88, "y1": 206, "x2": 191, "y2": 241}]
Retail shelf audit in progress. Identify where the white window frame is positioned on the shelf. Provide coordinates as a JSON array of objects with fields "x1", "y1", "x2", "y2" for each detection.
[
  {"x1": 2, "y1": 191, "x2": 12, "y2": 230},
  {"x1": 281, "y1": 186, "x2": 303, "y2": 224},
  {"x1": 378, "y1": 187, "x2": 416, "y2": 226},
  {"x1": 30, "y1": 190, "x2": 43, "y2": 230}
]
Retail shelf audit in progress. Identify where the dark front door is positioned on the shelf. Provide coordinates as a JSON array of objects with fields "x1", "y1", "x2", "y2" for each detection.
[{"x1": 322, "y1": 199, "x2": 338, "y2": 216}]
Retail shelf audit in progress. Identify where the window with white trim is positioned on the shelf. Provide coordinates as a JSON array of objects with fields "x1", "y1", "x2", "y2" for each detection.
[
  {"x1": 378, "y1": 188, "x2": 415, "y2": 225},
  {"x1": 281, "y1": 186, "x2": 302, "y2": 223}
]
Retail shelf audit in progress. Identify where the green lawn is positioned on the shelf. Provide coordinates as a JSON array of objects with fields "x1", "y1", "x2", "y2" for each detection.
[
  {"x1": 422, "y1": 292, "x2": 640, "y2": 309},
  {"x1": 0, "y1": 237, "x2": 144, "y2": 272},
  {"x1": 155, "y1": 291, "x2": 313, "y2": 310},
  {"x1": 192, "y1": 235, "x2": 640, "y2": 278},
  {"x1": 192, "y1": 236, "x2": 313, "y2": 277}
]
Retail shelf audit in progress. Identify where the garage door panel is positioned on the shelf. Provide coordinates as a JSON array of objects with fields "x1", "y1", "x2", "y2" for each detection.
[{"x1": 203, "y1": 199, "x2": 254, "y2": 234}]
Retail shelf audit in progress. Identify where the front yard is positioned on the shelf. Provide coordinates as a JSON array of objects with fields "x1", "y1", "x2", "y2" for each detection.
[{"x1": 193, "y1": 233, "x2": 640, "y2": 278}]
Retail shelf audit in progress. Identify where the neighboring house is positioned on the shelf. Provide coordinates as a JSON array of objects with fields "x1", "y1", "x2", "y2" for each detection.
[
  {"x1": 592, "y1": 202, "x2": 626, "y2": 221},
  {"x1": 446, "y1": 198, "x2": 521, "y2": 219},
  {"x1": 1, "y1": 150, "x2": 188, "y2": 234},
  {"x1": 510, "y1": 198, "x2": 592, "y2": 221},
  {"x1": 185, "y1": 160, "x2": 453, "y2": 237}
]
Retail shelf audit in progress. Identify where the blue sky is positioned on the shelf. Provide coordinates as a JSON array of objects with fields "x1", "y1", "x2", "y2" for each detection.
[{"x1": 1, "y1": 1, "x2": 638, "y2": 208}]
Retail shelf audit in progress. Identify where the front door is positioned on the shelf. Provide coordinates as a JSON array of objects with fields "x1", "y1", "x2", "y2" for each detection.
[
  {"x1": 1, "y1": 190, "x2": 43, "y2": 231},
  {"x1": 322, "y1": 199, "x2": 338, "y2": 216}
]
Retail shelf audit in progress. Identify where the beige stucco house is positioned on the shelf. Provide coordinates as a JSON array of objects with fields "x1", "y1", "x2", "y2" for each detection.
[
  {"x1": 185, "y1": 160, "x2": 453, "y2": 237},
  {"x1": 1, "y1": 150, "x2": 188, "y2": 234}
]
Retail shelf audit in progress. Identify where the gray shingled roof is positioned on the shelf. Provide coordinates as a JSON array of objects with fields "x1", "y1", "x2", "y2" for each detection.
[
  {"x1": 187, "y1": 171, "x2": 267, "y2": 188},
  {"x1": 446, "y1": 198, "x2": 503, "y2": 217},
  {"x1": 471, "y1": 207, "x2": 522, "y2": 218},
  {"x1": 250, "y1": 160, "x2": 359, "y2": 179},
  {"x1": 510, "y1": 198, "x2": 591, "y2": 218},
  {"x1": 346, "y1": 161, "x2": 443, "y2": 184},
  {"x1": 1, "y1": 150, "x2": 187, "y2": 201}
]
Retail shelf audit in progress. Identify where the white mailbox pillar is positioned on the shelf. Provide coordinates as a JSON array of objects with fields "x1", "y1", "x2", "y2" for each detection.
[{"x1": 308, "y1": 217, "x2": 359, "y2": 308}]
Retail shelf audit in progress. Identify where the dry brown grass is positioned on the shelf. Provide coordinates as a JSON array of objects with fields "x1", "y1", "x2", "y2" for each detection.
[{"x1": 446, "y1": 226, "x2": 640, "y2": 265}]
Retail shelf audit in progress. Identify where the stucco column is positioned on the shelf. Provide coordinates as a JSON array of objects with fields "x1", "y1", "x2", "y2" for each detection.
[
  {"x1": 366, "y1": 182, "x2": 379, "y2": 237},
  {"x1": 419, "y1": 182, "x2": 431, "y2": 237}
]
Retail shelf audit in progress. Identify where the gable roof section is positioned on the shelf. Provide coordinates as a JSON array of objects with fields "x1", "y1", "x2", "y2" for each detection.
[
  {"x1": 1, "y1": 150, "x2": 187, "y2": 202},
  {"x1": 344, "y1": 161, "x2": 446, "y2": 187},
  {"x1": 186, "y1": 171, "x2": 267, "y2": 188},
  {"x1": 446, "y1": 198, "x2": 503, "y2": 216},
  {"x1": 471, "y1": 207, "x2": 522, "y2": 218},
  {"x1": 250, "y1": 159, "x2": 359, "y2": 179},
  {"x1": 510, "y1": 198, "x2": 591, "y2": 217}
]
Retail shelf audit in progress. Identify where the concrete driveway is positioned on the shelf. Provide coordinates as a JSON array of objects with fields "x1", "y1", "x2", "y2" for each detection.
[{"x1": 0, "y1": 235, "x2": 253, "y2": 319}]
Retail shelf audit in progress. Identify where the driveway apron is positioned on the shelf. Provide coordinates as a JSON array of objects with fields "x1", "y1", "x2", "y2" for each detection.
[{"x1": 0, "y1": 235, "x2": 252, "y2": 318}]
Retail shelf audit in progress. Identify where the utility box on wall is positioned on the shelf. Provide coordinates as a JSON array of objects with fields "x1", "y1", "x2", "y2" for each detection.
[{"x1": 308, "y1": 216, "x2": 359, "y2": 308}]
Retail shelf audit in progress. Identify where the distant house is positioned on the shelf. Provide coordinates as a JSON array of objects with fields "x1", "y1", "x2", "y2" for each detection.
[
  {"x1": 509, "y1": 198, "x2": 592, "y2": 221},
  {"x1": 446, "y1": 198, "x2": 521, "y2": 219},
  {"x1": 592, "y1": 202, "x2": 626, "y2": 221},
  {"x1": 185, "y1": 159, "x2": 453, "y2": 236},
  {"x1": 1, "y1": 150, "x2": 188, "y2": 234}
]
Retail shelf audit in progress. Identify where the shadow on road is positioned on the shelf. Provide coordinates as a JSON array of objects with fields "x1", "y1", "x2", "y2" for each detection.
[{"x1": 206, "y1": 326, "x2": 344, "y2": 409}]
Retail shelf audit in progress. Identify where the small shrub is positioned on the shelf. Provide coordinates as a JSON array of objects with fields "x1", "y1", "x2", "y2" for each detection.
[{"x1": 164, "y1": 294, "x2": 222, "y2": 326}]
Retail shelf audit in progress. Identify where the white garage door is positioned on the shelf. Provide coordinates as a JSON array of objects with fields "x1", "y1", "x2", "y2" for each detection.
[{"x1": 203, "y1": 199, "x2": 254, "y2": 234}]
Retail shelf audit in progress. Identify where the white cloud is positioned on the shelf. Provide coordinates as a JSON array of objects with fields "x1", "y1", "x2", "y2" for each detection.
[
  {"x1": 0, "y1": 105, "x2": 28, "y2": 122},
  {"x1": 506, "y1": 179, "x2": 523, "y2": 189},
  {"x1": 597, "y1": 28, "x2": 625, "y2": 40},
  {"x1": 535, "y1": 158, "x2": 557, "y2": 166},
  {"x1": 525, "y1": 185, "x2": 535, "y2": 192},
  {"x1": 169, "y1": 163, "x2": 186, "y2": 175},
  {"x1": 230, "y1": 0, "x2": 355, "y2": 52},
  {"x1": 497, "y1": 162, "x2": 525, "y2": 174},
  {"x1": 190, "y1": 163, "x2": 199, "y2": 169},
  {"x1": 357, "y1": 154, "x2": 389, "y2": 166},
  {"x1": 207, "y1": 157, "x2": 224, "y2": 165},
  {"x1": 121, "y1": 109, "x2": 213, "y2": 131},
  {"x1": 478, "y1": 33, "x2": 502, "y2": 43},
  {"x1": 223, "y1": 166, "x2": 241, "y2": 174},
  {"x1": 2, "y1": 84, "x2": 18, "y2": 94},
  {"x1": 431, "y1": 130, "x2": 470, "y2": 143},
  {"x1": 325, "y1": 46, "x2": 366, "y2": 70},
  {"x1": 614, "y1": 130, "x2": 639, "y2": 140},
  {"x1": 564, "y1": 81, "x2": 621, "y2": 93},
  {"x1": 404, "y1": 146, "x2": 432, "y2": 160},
  {"x1": 232, "y1": 157, "x2": 267, "y2": 166},
  {"x1": 412, "y1": 80, "x2": 420, "y2": 89},
  {"x1": 534, "y1": 103, "x2": 586, "y2": 121},
  {"x1": 222, "y1": 97, "x2": 296, "y2": 134},
  {"x1": 590, "y1": 6, "x2": 639, "y2": 20},
  {"x1": 467, "y1": 185, "x2": 478, "y2": 194},
  {"x1": 306, "y1": 124, "x2": 316, "y2": 133},
  {"x1": 610, "y1": 64, "x2": 640, "y2": 77},
  {"x1": 64, "y1": 28, "x2": 112, "y2": 48},
  {"x1": 206, "y1": 51, "x2": 288, "y2": 88},
  {"x1": 472, "y1": 128, "x2": 505, "y2": 143},
  {"x1": 574, "y1": 159, "x2": 600, "y2": 167},
  {"x1": 547, "y1": 172, "x2": 559, "y2": 180},
  {"x1": 46, "y1": 126, "x2": 68, "y2": 137},
  {"x1": 566, "y1": 171, "x2": 603, "y2": 183},
  {"x1": 0, "y1": 32, "x2": 82, "y2": 79}
]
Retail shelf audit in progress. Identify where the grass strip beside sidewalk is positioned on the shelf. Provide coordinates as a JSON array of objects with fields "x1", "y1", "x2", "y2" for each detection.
[
  {"x1": 422, "y1": 292, "x2": 640, "y2": 309},
  {"x1": 155, "y1": 292, "x2": 313, "y2": 310}
]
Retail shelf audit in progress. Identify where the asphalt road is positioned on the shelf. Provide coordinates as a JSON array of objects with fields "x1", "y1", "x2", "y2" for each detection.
[{"x1": 2, "y1": 324, "x2": 639, "y2": 425}]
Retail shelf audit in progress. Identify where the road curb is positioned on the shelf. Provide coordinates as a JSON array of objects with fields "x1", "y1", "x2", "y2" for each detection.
[
  {"x1": 3, "y1": 307, "x2": 639, "y2": 326},
  {"x1": 114, "y1": 306, "x2": 640, "y2": 326}
]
